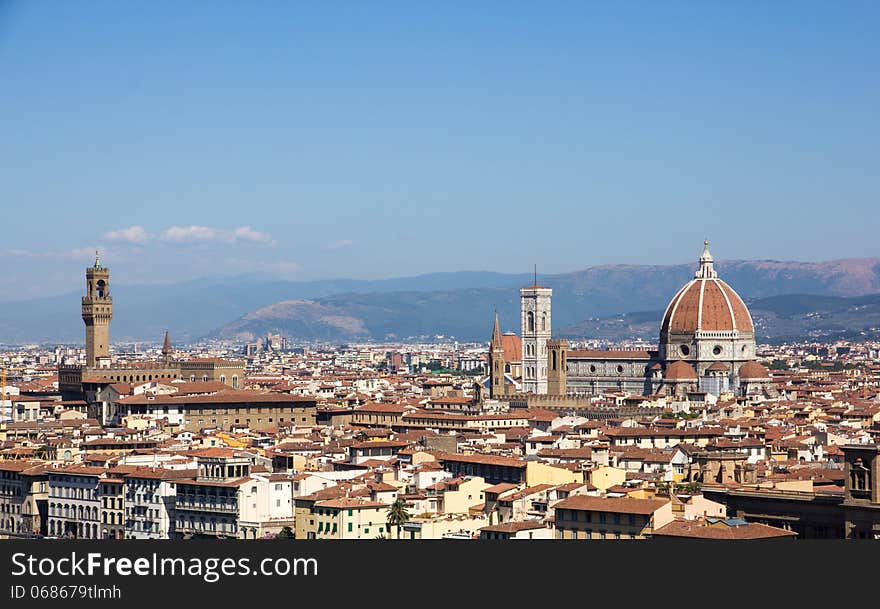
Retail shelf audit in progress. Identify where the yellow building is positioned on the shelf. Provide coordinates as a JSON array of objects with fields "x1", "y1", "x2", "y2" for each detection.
[
  {"x1": 294, "y1": 487, "x2": 350, "y2": 539},
  {"x1": 440, "y1": 477, "x2": 491, "y2": 515},
  {"x1": 589, "y1": 466, "x2": 627, "y2": 492},
  {"x1": 525, "y1": 462, "x2": 583, "y2": 487},
  {"x1": 403, "y1": 514, "x2": 489, "y2": 540}
]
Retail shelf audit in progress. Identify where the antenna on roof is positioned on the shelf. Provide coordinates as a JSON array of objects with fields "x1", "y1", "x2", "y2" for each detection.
[{"x1": 534, "y1": 263, "x2": 537, "y2": 286}]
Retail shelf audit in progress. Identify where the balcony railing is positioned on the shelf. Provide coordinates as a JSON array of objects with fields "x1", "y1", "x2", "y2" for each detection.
[{"x1": 175, "y1": 498, "x2": 238, "y2": 513}]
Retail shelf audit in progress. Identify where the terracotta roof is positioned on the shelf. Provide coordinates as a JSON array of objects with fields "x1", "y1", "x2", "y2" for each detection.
[
  {"x1": 484, "y1": 483, "x2": 519, "y2": 494},
  {"x1": 664, "y1": 360, "x2": 698, "y2": 380},
  {"x1": 437, "y1": 452, "x2": 527, "y2": 469},
  {"x1": 652, "y1": 518, "x2": 797, "y2": 539},
  {"x1": 739, "y1": 361, "x2": 771, "y2": 380},
  {"x1": 501, "y1": 334, "x2": 522, "y2": 363},
  {"x1": 480, "y1": 521, "x2": 546, "y2": 533},
  {"x1": 123, "y1": 467, "x2": 198, "y2": 481},
  {"x1": 554, "y1": 495, "x2": 668, "y2": 515},
  {"x1": 315, "y1": 498, "x2": 387, "y2": 509},
  {"x1": 50, "y1": 466, "x2": 106, "y2": 477},
  {"x1": 353, "y1": 403, "x2": 408, "y2": 414},
  {"x1": 118, "y1": 390, "x2": 315, "y2": 405},
  {"x1": 187, "y1": 447, "x2": 240, "y2": 458}
]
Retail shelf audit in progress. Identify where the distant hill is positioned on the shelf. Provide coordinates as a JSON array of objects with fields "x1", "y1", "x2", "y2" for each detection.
[
  {"x1": 558, "y1": 293, "x2": 880, "y2": 344},
  {"x1": 210, "y1": 257, "x2": 880, "y2": 344},
  {"x1": 749, "y1": 293, "x2": 880, "y2": 342},
  {"x1": 3, "y1": 257, "x2": 880, "y2": 344},
  {"x1": 0, "y1": 271, "x2": 529, "y2": 344}
]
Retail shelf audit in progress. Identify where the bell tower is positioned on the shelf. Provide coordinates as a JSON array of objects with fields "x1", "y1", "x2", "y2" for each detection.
[
  {"x1": 82, "y1": 252, "x2": 112, "y2": 368},
  {"x1": 547, "y1": 339, "x2": 568, "y2": 396},
  {"x1": 521, "y1": 269, "x2": 552, "y2": 394},
  {"x1": 488, "y1": 311, "x2": 507, "y2": 399}
]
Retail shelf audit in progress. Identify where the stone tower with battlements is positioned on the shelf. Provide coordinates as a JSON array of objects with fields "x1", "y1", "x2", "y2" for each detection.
[
  {"x1": 82, "y1": 252, "x2": 113, "y2": 368},
  {"x1": 521, "y1": 280, "x2": 552, "y2": 394},
  {"x1": 547, "y1": 339, "x2": 569, "y2": 395}
]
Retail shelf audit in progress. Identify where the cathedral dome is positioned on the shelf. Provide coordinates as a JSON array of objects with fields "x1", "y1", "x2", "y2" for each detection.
[{"x1": 660, "y1": 241, "x2": 754, "y2": 336}]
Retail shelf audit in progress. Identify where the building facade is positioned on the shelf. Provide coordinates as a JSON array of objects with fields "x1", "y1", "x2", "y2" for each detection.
[
  {"x1": 47, "y1": 466, "x2": 104, "y2": 539},
  {"x1": 0, "y1": 461, "x2": 48, "y2": 538},
  {"x1": 520, "y1": 283, "x2": 552, "y2": 395}
]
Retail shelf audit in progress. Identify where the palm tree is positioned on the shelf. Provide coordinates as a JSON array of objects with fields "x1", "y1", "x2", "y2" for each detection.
[{"x1": 386, "y1": 498, "x2": 410, "y2": 539}]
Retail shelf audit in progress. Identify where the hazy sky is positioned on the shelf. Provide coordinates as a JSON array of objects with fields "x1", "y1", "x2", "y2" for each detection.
[{"x1": 1, "y1": 1, "x2": 877, "y2": 299}]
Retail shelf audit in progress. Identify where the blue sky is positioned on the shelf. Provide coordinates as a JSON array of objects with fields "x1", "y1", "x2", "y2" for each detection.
[{"x1": 1, "y1": 0, "x2": 877, "y2": 299}]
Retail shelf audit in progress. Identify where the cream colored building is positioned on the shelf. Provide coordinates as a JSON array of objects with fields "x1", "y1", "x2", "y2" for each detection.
[
  {"x1": 439, "y1": 476, "x2": 491, "y2": 515},
  {"x1": 402, "y1": 514, "x2": 489, "y2": 540},
  {"x1": 312, "y1": 498, "x2": 391, "y2": 539},
  {"x1": 589, "y1": 466, "x2": 627, "y2": 492},
  {"x1": 553, "y1": 495, "x2": 673, "y2": 539}
]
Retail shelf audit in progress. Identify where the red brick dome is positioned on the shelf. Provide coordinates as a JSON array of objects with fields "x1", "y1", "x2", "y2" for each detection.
[{"x1": 660, "y1": 242, "x2": 754, "y2": 335}]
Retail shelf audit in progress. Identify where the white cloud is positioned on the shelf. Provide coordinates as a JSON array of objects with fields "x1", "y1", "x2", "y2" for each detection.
[
  {"x1": 104, "y1": 225, "x2": 153, "y2": 243},
  {"x1": 6, "y1": 246, "x2": 108, "y2": 261},
  {"x1": 327, "y1": 239, "x2": 354, "y2": 250},
  {"x1": 160, "y1": 225, "x2": 225, "y2": 243},
  {"x1": 234, "y1": 226, "x2": 276, "y2": 246},
  {"x1": 159, "y1": 225, "x2": 276, "y2": 246}
]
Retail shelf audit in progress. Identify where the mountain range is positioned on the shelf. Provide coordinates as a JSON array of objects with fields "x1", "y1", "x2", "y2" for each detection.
[
  {"x1": 561, "y1": 293, "x2": 880, "y2": 344},
  {"x1": 4, "y1": 257, "x2": 876, "y2": 345}
]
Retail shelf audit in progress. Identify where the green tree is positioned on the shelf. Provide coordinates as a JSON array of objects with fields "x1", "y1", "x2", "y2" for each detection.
[
  {"x1": 386, "y1": 499, "x2": 411, "y2": 539},
  {"x1": 276, "y1": 526, "x2": 295, "y2": 540},
  {"x1": 678, "y1": 481, "x2": 702, "y2": 494}
]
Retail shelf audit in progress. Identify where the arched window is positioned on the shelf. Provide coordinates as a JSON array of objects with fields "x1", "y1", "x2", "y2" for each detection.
[
  {"x1": 527, "y1": 312, "x2": 535, "y2": 333},
  {"x1": 551, "y1": 350, "x2": 557, "y2": 371},
  {"x1": 541, "y1": 314, "x2": 547, "y2": 331},
  {"x1": 232, "y1": 375, "x2": 239, "y2": 389}
]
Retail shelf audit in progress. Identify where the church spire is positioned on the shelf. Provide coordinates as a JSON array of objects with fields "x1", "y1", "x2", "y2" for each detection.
[
  {"x1": 162, "y1": 329, "x2": 172, "y2": 358},
  {"x1": 695, "y1": 239, "x2": 718, "y2": 279},
  {"x1": 490, "y1": 310, "x2": 503, "y2": 349}
]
